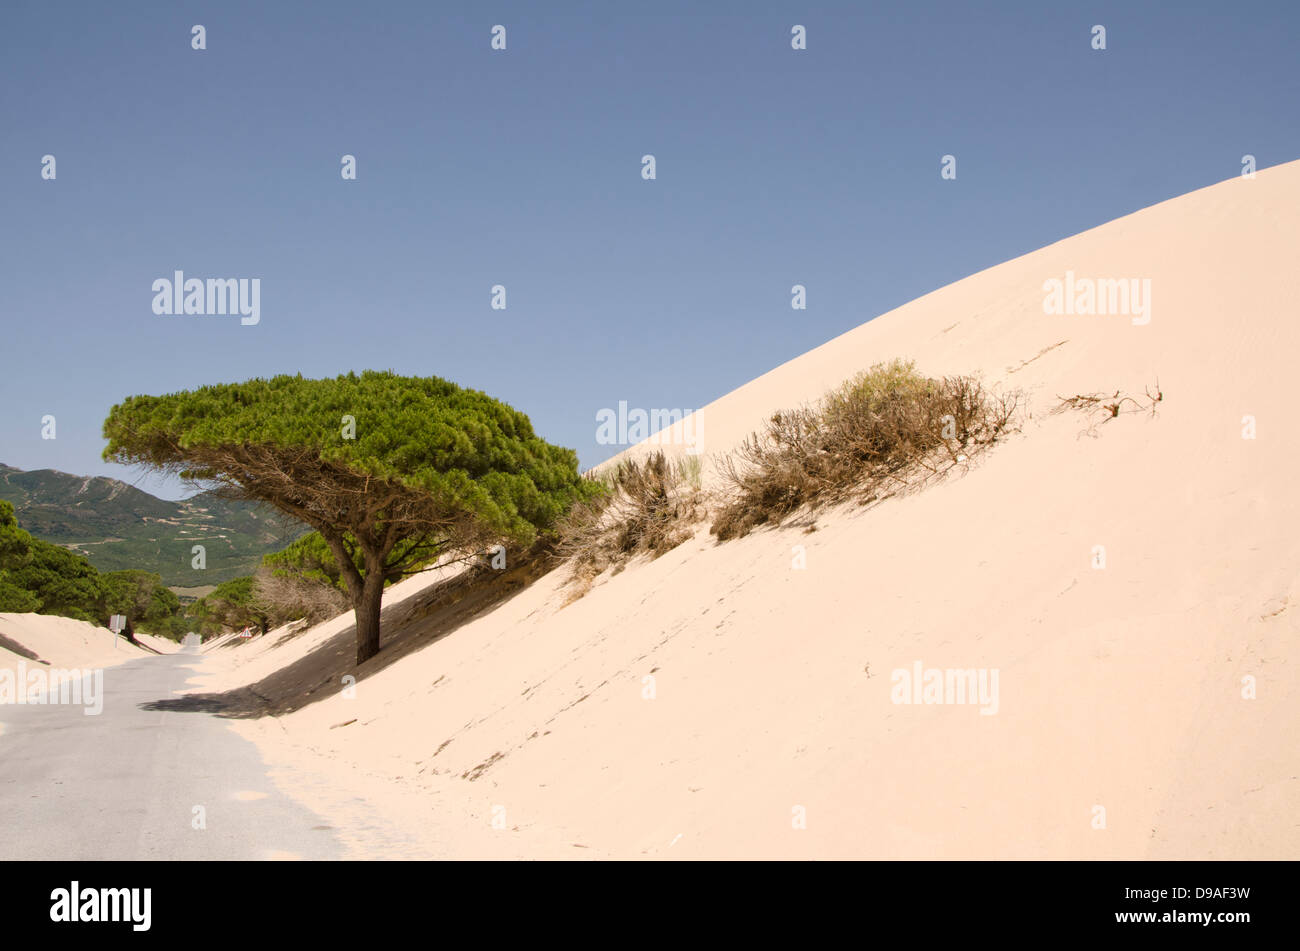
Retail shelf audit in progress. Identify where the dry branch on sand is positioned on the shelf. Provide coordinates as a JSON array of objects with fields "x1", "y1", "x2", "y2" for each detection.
[
  {"x1": 253, "y1": 567, "x2": 349, "y2": 628},
  {"x1": 1052, "y1": 382, "x2": 1163, "y2": 435}
]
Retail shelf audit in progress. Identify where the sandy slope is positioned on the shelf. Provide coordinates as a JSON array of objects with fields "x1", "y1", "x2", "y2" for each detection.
[
  {"x1": 0, "y1": 613, "x2": 153, "y2": 676},
  {"x1": 132, "y1": 632, "x2": 180, "y2": 654},
  {"x1": 200, "y1": 161, "x2": 1299, "y2": 859}
]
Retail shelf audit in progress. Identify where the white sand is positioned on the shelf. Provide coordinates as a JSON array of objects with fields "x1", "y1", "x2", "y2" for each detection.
[
  {"x1": 199, "y1": 161, "x2": 1300, "y2": 858},
  {"x1": 132, "y1": 632, "x2": 181, "y2": 654},
  {"x1": 0, "y1": 613, "x2": 152, "y2": 675}
]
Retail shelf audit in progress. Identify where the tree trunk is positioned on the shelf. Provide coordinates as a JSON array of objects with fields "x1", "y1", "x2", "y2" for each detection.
[
  {"x1": 319, "y1": 531, "x2": 381, "y2": 665},
  {"x1": 353, "y1": 575, "x2": 384, "y2": 665}
]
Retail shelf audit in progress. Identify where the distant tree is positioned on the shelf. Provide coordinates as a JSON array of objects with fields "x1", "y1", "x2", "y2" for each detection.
[
  {"x1": 0, "y1": 500, "x2": 31, "y2": 569},
  {"x1": 199, "y1": 576, "x2": 271, "y2": 635},
  {"x1": 100, "y1": 569, "x2": 183, "y2": 636},
  {"x1": 0, "y1": 501, "x2": 190, "y2": 632},
  {"x1": 103, "y1": 372, "x2": 592, "y2": 663},
  {"x1": 183, "y1": 596, "x2": 225, "y2": 640},
  {"x1": 4, "y1": 538, "x2": 106, "y2": 621},
  {"x1": 262, "y1": 532, "x2": 349, "y2": 592},
  {"x1": 0, "y1": 578, "x2": 40, "y2": 613},
  {"x1": 0, "y1": 500, "x2": 39, "y2": 612}
]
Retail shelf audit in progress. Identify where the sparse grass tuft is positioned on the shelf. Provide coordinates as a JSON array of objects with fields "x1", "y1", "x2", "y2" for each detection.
[
  {"x1": 556, "y1": 451, "x2": 704, "y2": 584},
  {"x1": 710, "y1": 360, "x2": 1019, "y2": 539}
]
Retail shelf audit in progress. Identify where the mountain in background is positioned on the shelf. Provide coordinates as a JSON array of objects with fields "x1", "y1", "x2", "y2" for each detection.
[{"x1": 0, "y1": 463, "x2": 307, "y2": 588}]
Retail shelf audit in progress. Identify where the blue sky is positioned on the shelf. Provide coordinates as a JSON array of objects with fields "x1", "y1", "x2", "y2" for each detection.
[{"x1": 2, "y1": 0, "x2": 1298, "y2": 498}]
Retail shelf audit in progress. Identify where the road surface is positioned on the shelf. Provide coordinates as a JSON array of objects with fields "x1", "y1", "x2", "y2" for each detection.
[{"x1": 0, "y1": 638, "x2": 341, "y2": 860}]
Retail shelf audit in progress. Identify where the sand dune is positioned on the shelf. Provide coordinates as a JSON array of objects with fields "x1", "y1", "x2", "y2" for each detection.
[
  {"x1": 197, "y1": 161, "x2": 1299, "y2": 859},
  {"x1": 132, "y1": 632, "x2": 180, "y2": 654},
  {"x1": 0, "y1": 613, "x2": 153, "y2": 676}
]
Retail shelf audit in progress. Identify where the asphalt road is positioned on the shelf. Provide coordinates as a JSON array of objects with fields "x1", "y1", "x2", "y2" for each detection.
[{"x1": 0, "y1": 638, "x2": 341, "y2": 860}]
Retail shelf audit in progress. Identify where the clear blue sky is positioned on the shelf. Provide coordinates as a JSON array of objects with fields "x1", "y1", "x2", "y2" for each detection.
[{"x1": 2, "y1": 0, "x2": 1297, "y2": 498}]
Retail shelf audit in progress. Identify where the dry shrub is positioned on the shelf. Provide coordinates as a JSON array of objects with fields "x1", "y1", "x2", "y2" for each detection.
[
  {"x1": 711, "y1": 360, "x2": 1019, "y2": 539},
  {"x1": 253, "y1": 566, "x2": 349, "y2": 627},
  {"x1": 556, "y1": 451, "x2": 703, "y2": 582}
]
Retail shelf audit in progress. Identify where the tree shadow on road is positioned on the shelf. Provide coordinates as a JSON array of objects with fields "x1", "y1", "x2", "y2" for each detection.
[{"x1": 140, "y1": 550, "x2": 555, "y2": 719}]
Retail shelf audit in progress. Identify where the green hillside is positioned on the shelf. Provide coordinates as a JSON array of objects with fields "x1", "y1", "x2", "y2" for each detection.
[{"x1": 0, "y1": 464, "x2": 308, "y2": 586}]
